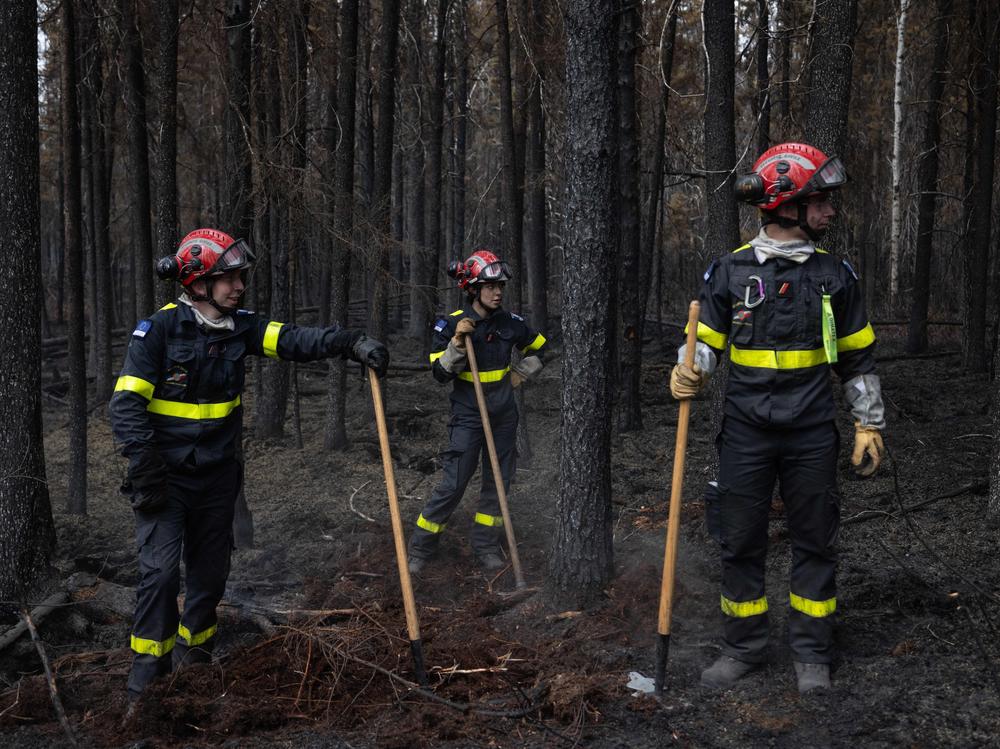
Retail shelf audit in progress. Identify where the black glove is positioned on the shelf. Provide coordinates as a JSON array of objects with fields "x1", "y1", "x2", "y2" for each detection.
[
  {"x1": 351, "y1": 334, "x2": 390, "y2": 378},
  {"x1": 122, "y1": 450, "x2": 169, "y2": 513}
]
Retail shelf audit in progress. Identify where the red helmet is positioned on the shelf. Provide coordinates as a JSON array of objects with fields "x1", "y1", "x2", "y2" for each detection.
[
  {"x1": 156, "y1": 228, "x2": 256, "y2": 288},
  {"x1": 447, "y1": 249, "x2": 512, "y2": 292},
  {"x1": 735, "y1": 142, "x2": 848, "y2": 210}
]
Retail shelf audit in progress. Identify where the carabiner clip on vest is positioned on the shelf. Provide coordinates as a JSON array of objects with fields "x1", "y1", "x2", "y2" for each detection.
[{"x1": 744, "y1": 275, "x2": 766, "y2": 309}]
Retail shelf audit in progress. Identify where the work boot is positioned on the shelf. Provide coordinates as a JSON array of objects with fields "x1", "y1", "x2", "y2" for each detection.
[
  {"x1": 476, "y1": 552, "x2": 505, "y2": 571},
  {"x1": 407, "y1": 556, "x2": 427, "y2": 575},
  {"x1": 699, "y1": 656, "x2": 758, "y2": 689},
  {"x1": 794, "y1": 662, "x2": 830, "y2": 693}
]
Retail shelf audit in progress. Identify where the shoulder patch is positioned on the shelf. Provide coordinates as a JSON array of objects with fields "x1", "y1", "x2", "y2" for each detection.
[
  {"x1": 511, "y1": 312, "x2": 523, "y2": 321},
  {"x1": 434, "y1": 318, "x2": 448, "y2": 333},
  {"x1": 842, "y1": 259, "x2": 859, "y2": 280},
  {"x1": 236, "y1": 309, "x2": 256, "y2": 316},
  {"x1": 703, "y1": 259, "x2": 719, "y2": 282},
  {"x1": 132, "y1": 319, "x2": 153, "y2": 338}
]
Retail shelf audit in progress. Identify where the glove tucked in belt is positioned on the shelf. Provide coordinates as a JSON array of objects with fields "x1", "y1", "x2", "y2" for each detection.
[{"x1": 122, "y1": 450, "x2": 169, "y2": 512}]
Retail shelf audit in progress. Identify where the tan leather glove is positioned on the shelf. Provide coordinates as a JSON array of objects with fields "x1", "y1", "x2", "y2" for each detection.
[
  {"x1": 670, "y1": 362, "x2": 706, "y2": 400},
  {"x1": 851, "y1": 422, "x2": 885, "y2": 477},
  {"x1": 452, "y1": 318, "x2": 476, "y2": 349},
  {"x1": 511, "y1": 370, "x2": 525, "y2": 388}
]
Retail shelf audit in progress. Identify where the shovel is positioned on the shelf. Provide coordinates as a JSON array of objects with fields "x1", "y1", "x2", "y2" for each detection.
[
  {"x1": 368, "y1": 369, "x2": 428, "y2": 686},
  {"x1": 464, "y1": 335, "x2": 527, "y2": 590},
  {"x1": 654, "y1": 300, "x2": 700, "y2": 695}
]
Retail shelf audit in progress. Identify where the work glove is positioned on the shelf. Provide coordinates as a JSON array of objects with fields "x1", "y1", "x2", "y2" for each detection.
[
  {"x1": 451, "y1": 318, "x2": 476, "y2": 349},
  {"x1": 351, "y1": 334, "x2": 390, "y2": 378},
  {"x1": 851, "y1": 422, "x2": 885, "y2": 478},
  {"x1": 670, "y1": 362, "x2": 706, "y2": 400},
  {"x1": 122, "y1": 450, "x2": 169, "y2": 513},
  {"x1": 510, "y1": 355, "x2": 543, "y2": 388}
]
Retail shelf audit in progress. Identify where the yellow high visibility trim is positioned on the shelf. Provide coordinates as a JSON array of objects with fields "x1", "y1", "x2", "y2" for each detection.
[
  {"x1": 685, "y1": 321, "x2": 728, "y2": 350},
  {"x1": 522, "y1": 333, "x2": 546, "y2": 353},
  {"x1": 837, "y1": 323, "x2": 876, "y2": 352},
  {"x1": 732, "y1": 244, "x2": 752, "y2": 253},
  {"x1": 730, "y1": 345, "x2": 828, "y2": 370},
  {"x1": 160, "y1": 302, "x2": 178, "y2": 310},
  {"x1": 429, "y1": 350, "x2": 445, "y2": 363},
  {"x1": 457, "y1": 367, "x2": 510, "y2": 383},
  {"x1": 721, "y1": 595, "x2": 769, "y2": 618},
  {"x1": 114, "y1": 375, "x2": 155, "y2": 401},
  {"x1": 178, "y1": 622, "x2": 217, "y2": 647},
  {"x1": 474, "y1": 512, "x2": 504, "y2": 527},
  {"x1": 790, "y1": 592, "x2": 836, "y2": 617},
  {"x1": 815, "y1": 248, "x2": 829, "y2": 254},
  {"x1": 417, "y1": 514, "x2": 445, "y2": 533},
  {"x1": 131, "y1": 632, "x2": 176, "y2": 657},
  {"x1": 450, "y1": 309, "x2": 465, "y2": 317},
  {"x1": 147, "y1": 396, "x2": 241, "y2": 420},
  {"x1": 263, "y1": 321, "x2": 284, "y2": 359}
]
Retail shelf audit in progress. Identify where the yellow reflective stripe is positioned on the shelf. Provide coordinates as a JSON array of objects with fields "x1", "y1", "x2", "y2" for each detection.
[
  {"x1": 790, "y1": 593, "x2": 836, "y2": 618},
  {"x1": 815, "y1": 247, "x2": 829, "y2": 254},
  {"x1": 730, "y1": 345, "x2": 828, "y2": 370},
  {"x1": 732, "y1": 244, "x2": 752, "y2": 253},
  {"x1": 147, "y1": 396, "x2": 241, "y2": 420},
  {"x1": 263, "y1": 321, "x2": 284, "y2": 359},
  {"x1": 178, "y1": 622, "x2": 217, "y2": 647},
  {"x1": 449, "y1": 309, "x2": 464, "y2": 317},
  {"x1": 721, "y1": 595, "x2": 769, "y2": 618},
  {"x1": 114, "y1": 375, "x2": 155, "y2": 401},
  {"x1": 131, "y1": 633, "x2": 176, "y2": 657},
  {"x1": 417, "y1": 514, "x2": 445, "y2": 533},
  {"x1": 474, "y1": 512, "x2": 504, "y2": 527},
  {"x1": 522, "y1": 333, "x2": 546, "y2": 353},
  {"x1": 837, "y1": 323, "x2": 875, "y2": 352},
  {"x1": 429, "y1": 350, "x2": 445, "y2": 363},
  {"x1": 685, "y1": 321, "x2": 727, "y2": 350},
  {"x1": 457, "y1": 367, "x2": 510, "y2": 383},
  {"x1": 159, "y1": 302, "x2": 177, "y2": 310}
]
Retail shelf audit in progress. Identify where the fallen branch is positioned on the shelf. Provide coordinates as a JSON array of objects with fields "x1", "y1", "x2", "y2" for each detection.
[
  {"x1": 22, "y1": 609, "x2": 79, "y2": 748},
  {"x1": 0, "y1": 591, "x2": 69, "y2": 653},
  {"x1": 843, "y1": 481, "x2": 986, "y2": 526},
  {"x1": 875, "y1": 349, "x2": 960, "y2": 363},
  {"x1": 348, "y1": 480, "x2": 376, "y2": 523}
]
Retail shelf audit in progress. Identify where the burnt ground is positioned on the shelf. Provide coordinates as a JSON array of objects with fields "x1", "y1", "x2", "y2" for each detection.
[{"x1": 2, "y1": 320, "x2": 999, "y2": 748}]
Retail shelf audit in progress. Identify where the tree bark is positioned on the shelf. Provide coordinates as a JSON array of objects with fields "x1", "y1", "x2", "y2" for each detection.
[
  {"x1": 495, "y1": 0, "x2": 523, "y2": 310},
  {"x1": 906, "y1": 0, "x2": 952, "y2": 354},
  {"x1": 522, "y1": 0, "x2": 547, "y2": 333},
  {"x1": 0, "y1": 0, "x2": 57, "y2": 603},
  {"x1": 754, "y1": 0, "x2": 770, "y2": 155},
  {"x1": 422, "y1": 0, "x2": 449, "y2": 333},
  {"x1": 549, "y1": 0, "x2": 617, "y2": 602},
  {"x1": 803, "y1": 0, "x2": 858, "y2": 158},
  {"x1": 153, "y1": 0, "x2": 179, "y2": 309},
  {"x1": 888, "y1": 0, "x2": 911, "y2": 309},
  {"x1": 406, "y1": 0, "x2": 429, "y2": 337}
]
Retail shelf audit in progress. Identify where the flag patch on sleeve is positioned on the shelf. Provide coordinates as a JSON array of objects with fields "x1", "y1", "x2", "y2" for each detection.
[
  {"x1": 434, "y1": 319, "x2": 447, "y2": 333},
  {"x1": 842, "y1": 259, "x2": 859, "y2": 280},
  {"x1": 132, "y1": 320, "x2": 152, "y2": 338}
]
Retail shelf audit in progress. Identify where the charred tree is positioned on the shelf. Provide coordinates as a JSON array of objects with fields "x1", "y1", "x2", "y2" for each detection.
[
  {"x1": 754, "y1": 0, "x2": 770, "y2": 155},
  {"x1": 405, "y1": 0, "x2": 428, "y2": 337},
  {"x1": 152, "y1": 0, "x2": 179, "y2": 308},
  {"x1": 450, "y1": 0, "x2": 469, "y2": 266},
  {"x1": 803, "y1": 0, "x2": 857, "y2": 159},
  {"x1": 906, "y1": 0, "x2": 952, "y2": 354},
  {"x1": 324, "y1": 0, "x2": 360, "y2": 450},
  {"x1": 495, "y1": 0, "x2": 523, "y2": 309},
  {"x1": 522, "y1": 0, "x2": 547, "y2": 333},
  {"x1": 888, "y1": 0, "x2": 912, "y2": 308},
  {"x1": 223, "y1": 0, "x2": 254, "y2": 241},
  {"x1": 0, "y1": 0, "x2": 57, "y2": 603},
  {"x1": 423, "y1": 0, "x2": 449, "y2": 326},
  {"x1": 549, "y1": 0, "x2": 617, "y2": 601}
]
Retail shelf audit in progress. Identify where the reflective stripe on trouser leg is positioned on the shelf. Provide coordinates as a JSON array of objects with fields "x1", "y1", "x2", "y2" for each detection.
[
  {"x1": 174, "y1": 460, "x2": 239, "y2": 669},
  {"x1": 778, "y1": 421, "x2": 840, "y2": 663},
  {"x1": 408, "y1": 419, "x2": 484, "y2": 559},
  {"x1": 470, "y1": 410, "x2": 517, "y2": 555},
  {"x1": 128, "y1": 491, "x2": 186, "y2": 698},
  {"x1": 717, "y1": 417, "x2": 779, "y2": 663}
]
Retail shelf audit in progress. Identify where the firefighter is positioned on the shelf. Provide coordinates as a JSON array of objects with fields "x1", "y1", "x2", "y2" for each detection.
[
  {"x1": 670, "y1": 143, "x2": 886, "y2": 693},
  {"x1": 406, "y1": 250, "x2": 546, "y2": 574},
  {"x1": 109, "y1": 228, "x2": 389, "y2": 703}
]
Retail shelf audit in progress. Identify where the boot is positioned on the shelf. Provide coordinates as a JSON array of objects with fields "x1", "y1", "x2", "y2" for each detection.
[
  {"x1": 794, "y1": 662, "x2": 830, "y2": 693},
  {"x1": 407, "y1": 555, "x2": 427, "y2": 575},
  {"x1": 476, "y1": 552, "x2": 505, "y2": 571},
  {"x1": 699, "y1": 656, "x2": 758, "y2": 689}
]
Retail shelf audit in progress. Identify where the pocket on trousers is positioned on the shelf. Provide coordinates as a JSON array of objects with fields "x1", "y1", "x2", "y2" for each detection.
[
  {"x1": 136, "y1": 521, "x2": 160, "y2": 571},
  {"x1": 826, "y1": 485, "x2": 842, "y2": 549},
  {"x1": 704, "y1": 481, "x2": 726, "y2": 542}
]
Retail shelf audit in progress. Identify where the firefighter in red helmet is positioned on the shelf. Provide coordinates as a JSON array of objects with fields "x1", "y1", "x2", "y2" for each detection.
[
  {"x1": 671, "y1": 144, "x2": 886, "y2": 693},
  {"x1": 406, "y1": 250, "x2": 546, "y2": 574},
  {"x1": 110, "y1": 228, "x2": 389, "y2": 706}
]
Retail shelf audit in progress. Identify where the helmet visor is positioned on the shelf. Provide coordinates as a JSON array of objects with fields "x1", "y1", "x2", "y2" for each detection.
[
  {"x1": 476, "y1": 260, "x2": 512, "y2": 283},
  {"x1": 806, "y1": 157, "x2": 848, "y2": 193},
  {"x1": 212, "y1": 238, "x2": 256, "y2": 274}
]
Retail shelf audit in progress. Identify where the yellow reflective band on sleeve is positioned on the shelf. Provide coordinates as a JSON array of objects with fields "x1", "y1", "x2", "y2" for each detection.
[
  {"x1": 522, "y1": 333, "x2": 546, "y2": 353},
  {"x1": 417, "y1": 514, "x2": 445, "y2": 533},
  {"x1": 178, "y1": 622, "x2": 217, "y2": 647},
  {"x1": 730, "y1": 345, "x2": 828, "y2": 370},
  {"x1": 732, "y1": 244, "x2": 752, "y2": 253},
  {"x1": 429, "y1": 350, "x2": 445, "y2": 363},
  {"x1": 815, "y1": 248, "x2": 829, "y2": 254},
  {"x1": 474, "y1": 512, "x2": 504, "y2": 527},
  {"x1": 721, "y1": 595, "x2": 769, "y2": 618},
  {"x1": 837, "y1": 323, "x2": 876, "y2": 352},
  {"x1": 131, "y1": 632, "x2": 176, "y2": 657},
  {"x1": 449, "y1": 309, "x2": 464, "y2": 317},
  {"x1": 147, "y1": 396, "x2": 241, "y2": 420},
  {"x1": 790, "y1": 592, "x2": 836, "y2": 617},
  {"x1": 457, "y1": 367, "x2": 510, "y2": 383},
  {"x1": 114, "y1": 375, "x2": 155, "y2": 401},
  {"x1": 263, "y1": 321, "x2": 285, "y2": 359},
  {"x1": 685, "y1": 321, "x2": 728, "y2": 350},
  {"x1": 159, "y1": 302, "x2": 178, "y2": 310}
]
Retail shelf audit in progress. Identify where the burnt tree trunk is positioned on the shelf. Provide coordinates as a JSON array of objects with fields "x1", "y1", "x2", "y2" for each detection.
[
  {"x1": 153, "y1": 0, "x2": 179, "y2": 309},
  {"x1": 906, "y1": 0, "x2": 952, "y2": 354},
  {"x1": 495, "y1": 0, "x2": 523, "y2": 310},
  {"x1": 406, "y1": 0, "x2": 428, "y2": 337},
  {"x1": 0, "y1": 0, "x2": 57, "y2": 604},
  {"x1": 549, "y1": 0, "x2": 617, "y2": 601},
  {"x1": 422, "y1": 0, "x2": 449, "y2": 329},
  {"x1": 451, "y1": 0, "x2": 469, "y2": 265},
  {"x1": 755, "y1": 0, "x2": 770, "y2": 155},
  {"x1": 522, "y1": 0, "x2": 547, "y2": 333},
  {"x1": 803, "y1": 0, "x2": 857, "y2": 158}
]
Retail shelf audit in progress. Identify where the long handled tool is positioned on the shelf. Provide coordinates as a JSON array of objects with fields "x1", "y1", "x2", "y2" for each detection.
[
  {"x1": 654, "y1": 300, "x2": 700, "y2": 695},
  {"x1": 368, "y1": 369, "x2": 428, "y2": 686},
  {"x1": 464, "y1": 335, "x2": 527, "y2": 589}
]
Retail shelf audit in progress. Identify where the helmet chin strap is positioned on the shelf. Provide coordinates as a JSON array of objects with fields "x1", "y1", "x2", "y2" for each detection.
[
  {"x1": 762, "y1": 202, "x2": 822, "y2": 242},
  {"x1": 188, "y1": 278, "x2": 238, "y2": 316}
]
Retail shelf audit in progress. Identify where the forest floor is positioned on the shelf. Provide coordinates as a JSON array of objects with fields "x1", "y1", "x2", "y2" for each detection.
[{"x1": 2, "y1": 317, "x2": 999, "y2": 748}]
